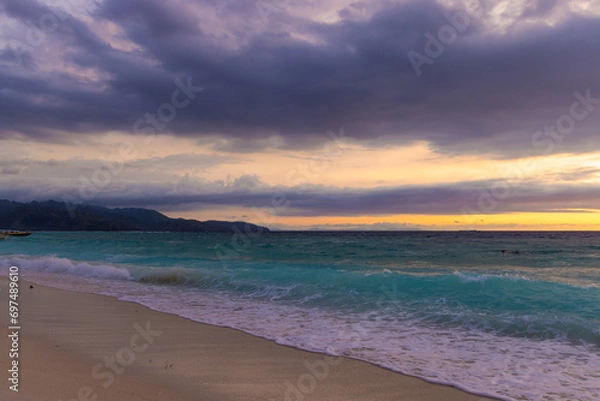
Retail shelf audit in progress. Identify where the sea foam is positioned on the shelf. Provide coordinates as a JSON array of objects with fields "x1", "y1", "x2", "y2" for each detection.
[{"x1": 0, "y1": 255, "x2": 132, "y2": 280}]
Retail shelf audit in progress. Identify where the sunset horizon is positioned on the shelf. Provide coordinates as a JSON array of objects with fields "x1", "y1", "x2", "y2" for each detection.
[{"x1": 2, "y1": 2, "x2": 600, "y2": 400}]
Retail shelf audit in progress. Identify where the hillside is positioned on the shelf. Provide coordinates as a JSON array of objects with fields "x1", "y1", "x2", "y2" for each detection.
[{"x1": 0, "y1": 200, "x2": 269, "y2": 233}]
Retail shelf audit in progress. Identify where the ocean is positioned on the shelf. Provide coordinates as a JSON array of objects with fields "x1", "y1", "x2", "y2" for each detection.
[{"x1": 2, "y1": 231, "x2": 599, "y2": 401}]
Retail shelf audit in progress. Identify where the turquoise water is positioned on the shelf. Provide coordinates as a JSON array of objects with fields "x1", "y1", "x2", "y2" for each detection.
[{"x1": 2, "y1": 231, "x2": 600, "y2": 400}]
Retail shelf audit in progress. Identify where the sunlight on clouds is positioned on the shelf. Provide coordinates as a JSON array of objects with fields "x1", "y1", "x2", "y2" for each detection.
[
  {"x1": 571, "y1": 0, "x2": 600, "y2": 14},
  {"x1": 0, "y1": 136, "x2": 106, "y2": 160},
  {"x1": 438, "y1": 0, "x2": 596, "y2": 32},
  {"x1": 488, "y1": 0, "x2": 524, "y2": 28},
  {"x1": 312, "y1": 0, "x2": 384, "y2": 23},
  {"x1": 510, "y1": 153, "x2": 600, "y2": 184},
  {"x1": 8, "y1": 131, "x2": 600, "y2": 191},
  {"x1": 83, "y1": 18, "x2": 143, "y2": 53},
  {"x1": 323, "y1": 142, "x2": 498, "y2": 187}
]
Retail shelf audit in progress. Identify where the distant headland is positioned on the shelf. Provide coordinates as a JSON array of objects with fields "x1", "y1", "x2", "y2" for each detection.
[{"x1": 0, "y1": 200, "x2": 269, "y2": 233}]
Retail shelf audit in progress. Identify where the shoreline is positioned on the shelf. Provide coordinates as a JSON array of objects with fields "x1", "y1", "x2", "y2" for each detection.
[{"x1": 1, "y1": 277, "x2": 499, "y2": 401}]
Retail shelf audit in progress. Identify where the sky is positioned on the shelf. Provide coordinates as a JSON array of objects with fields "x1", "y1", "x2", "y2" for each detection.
[{"x1": 1, "y1": 0, "x2": 600, "y2": 230}]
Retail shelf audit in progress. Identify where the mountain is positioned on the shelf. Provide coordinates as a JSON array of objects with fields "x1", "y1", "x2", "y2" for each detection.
[{"x1": 0, "y1": 200, "x2": 269, "y2": 233}]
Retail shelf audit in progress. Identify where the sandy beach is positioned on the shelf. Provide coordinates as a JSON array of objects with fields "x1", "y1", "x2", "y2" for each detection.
[{"x1": 0, "y1": 277, "x2": 497, "y2": 401}]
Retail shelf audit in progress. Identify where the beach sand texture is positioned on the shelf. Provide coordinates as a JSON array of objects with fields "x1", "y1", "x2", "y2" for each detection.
[{"x1": 0, "y1": 278, "x2": 497, "y2": 401}]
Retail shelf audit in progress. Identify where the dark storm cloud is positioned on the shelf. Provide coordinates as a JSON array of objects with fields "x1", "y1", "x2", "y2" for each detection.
[
  {"x1": 1, "y1": 0, "x2": 599, "y2": 157},
  {"x1": 0, "y1": 45, "x2": 36, "y2": 69}
]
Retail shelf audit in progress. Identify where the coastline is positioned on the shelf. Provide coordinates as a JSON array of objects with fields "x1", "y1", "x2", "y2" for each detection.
[{"x1": 0, "y1": 277, "x2": 498, "y2": 401}]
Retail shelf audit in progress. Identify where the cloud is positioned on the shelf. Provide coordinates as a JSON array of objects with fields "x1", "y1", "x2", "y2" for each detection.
[
  {"x1": 0, "y1": 0, "x2": 598, "y2": 158},
  {"x1": 550, "y1": 167, "x2": 600, "y2": 182},
  {"x1": 124, "y1": 153, "x2": 241, "y2": 170},
  {"x1": 522, "y1": 0, "x2": 559, "y2": 18},
  {"x1": 1, "y1": 166, "x2": 21, "y2": 175},
  {"x1": 0, "y1": 158, "x2": 32, "y2": 175},
  {"x1": 2, "y1": 175, "x2": 600, "y2": 217}
]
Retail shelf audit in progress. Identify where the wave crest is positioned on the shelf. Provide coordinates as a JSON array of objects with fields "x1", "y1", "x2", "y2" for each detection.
[{"x1": 0, "y1": 256, "x2": 132, "y2": 280}]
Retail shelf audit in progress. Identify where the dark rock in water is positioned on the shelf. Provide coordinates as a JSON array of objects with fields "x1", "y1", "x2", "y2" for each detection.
[
  {"x1": 29, "y1": 285, "x2": 34, "y2": 289},
  {"x1": 501, "y1": 250, "x2": 520, "y2": 255}
]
